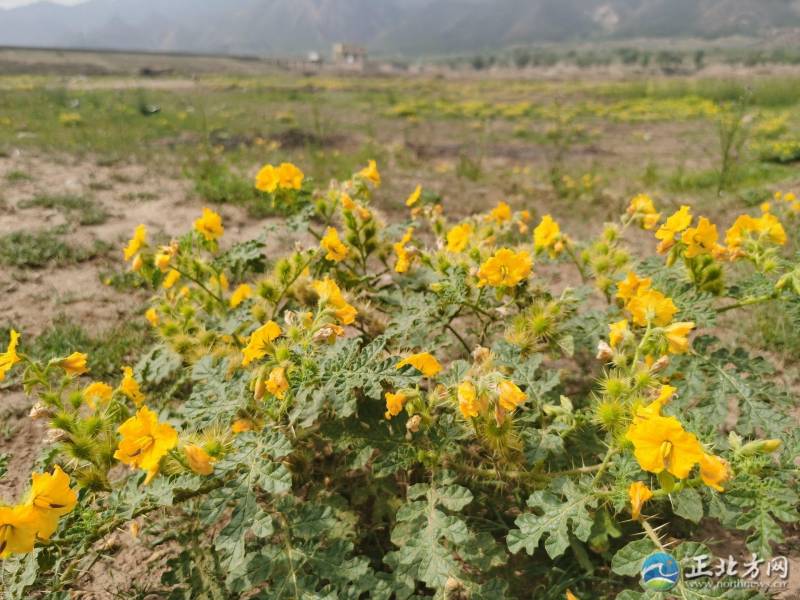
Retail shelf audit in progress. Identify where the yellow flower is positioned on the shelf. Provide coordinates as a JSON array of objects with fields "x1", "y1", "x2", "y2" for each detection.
[
  {"x1": 0, "y1": 330, "x2": 21, "y2": 382},
  {"x1": 23, "y1": 465, "x2": 77, "y2": 539},
  {"x1": 533, "y1": 215, "x2": 562, "y2": 253},
  {"x1": 497, "y1": 380, "x2": 526, "y2": 411},
  {"x1": 384, "y1": 391, "x2": 406, "y2": 419},
  {"x1": 120, "y1": 369, "x2": 143, "y2": 405},
  {"x1": 321, "y1": 227, "x2": 349, "y2": 262},
  {"x1": 255, "y1": 164, "x2": 279, "y2": 193},
  {"x1": 0, "y1": 505, "x2": 38, "y2": 557},
  {"x1": 312, "y1": 278, "x2": 357, "y2": 325},
  {"x1": 154, "y1": 250, "x2": 171, "y2": 272},
  {"x1": 83, "y1": 381, "x2": 113, "y2": 409},
  {"x1": 699, "y1": 453, "x2": 731, "y2": 492},
  {"x1": 59, "y1": 352, "x2": 88, "y2": 377},
  {"x1": 654, "y1": 384, "x2": 676, "y2": 408},
  {"x1": 194, "y1": 208, "x2": 224, "y2": 242},
  {"x1": 123, "y1": 224, "x2": 147, "y2": 261},
  {"x1": 277, "y1": 162, "x2": 304, "y2": 190},
  {"x1": 681, "y1": 217, "x2": 718, "y2": 258},
  {"x1": 608, "y1": 320, "x2": 629, "y2": 348},
  {"x1": 664, "y1": 321, "x2": 695, "y2": 354},
  {"x1": 627, "y1": 289, "x2": 677, "y2": 327},
  {"x1": 242, "y1": 321, "x2": 282, "y2": 366},
  {"x1": 396, "y1": 352, "x2": 442, "y2": 377},
  {"x1": 119, "y1": 366, "x2": 145, "y2": 405},
  {"x1": 487, "y1": 201, "x2": 512, "y2": 223},
  {"x1": 163, "y1": 269, "x2": 180, "y2": 289},
  {"x1": 628, "y1": 194, "x2": 660, "y2": 230},
  {"x1": 114, "y1": 406, "x2": 178, "y2": 484},
  {"x1": 477, "y1": 248, "x2": 532, "y2": 288},
  {"x1": 406, "y1": 185, "x2": 422, "y2": 207},
  {"x1": 457, "y1": 381, "x2": 484, "y2": 419},
  {"x1": 626, "y1": 411, "x2": 704, "y2": 479},
  {"x1": 184, "y1": 444, "x2": 215, "y2": 476},
  {"x1": 131, "y1": 254, "x2": 143, "y2": 272},
  {"x1": 394, "y1": 244, "x2": 410, "y2": 273},
  {"x1": 655, "y1": 205, "x2": 692, "y2": 253},
  {"x1": 231, "y1": 418, "x2": 261, "y2": 434},
  {"x1": 616, "y1": 272, "x2": 651, "y2": 302},
  {"x1": 726, "y1": 213, "x2": 787, "y2": 251},
  {"x1": 145, "y1": 307, "x2": 159, "y2": 327},
  {"x1": 358, "y1": 160, "x2": 381, "y2": 187},
  {"x1": 446, "y1": 223, "x2": 473, "y2": 253},
  {"x1": 628, "y1": 481, "x2": 653, "y2": 520},
  {"x1": 266, "y1": 366, "x2": 289, "y2": 399},
  {"x1": 230, "y1": 283, "x2": 253, "y2": 308},
  {"x1": 341, "y1": 192, "x2": 356, "y2": 210},
  {"x1": 393, "y1": 227, "x2": 414, "y2": 273}
]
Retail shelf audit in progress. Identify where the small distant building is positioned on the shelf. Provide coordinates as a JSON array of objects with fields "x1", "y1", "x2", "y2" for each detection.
[
  {"x1": 307, "y1": 51, "x2": 322, "y2": 65},
  {"x1": 332, "y1": 43, "x2": 367, "y2": 66}
]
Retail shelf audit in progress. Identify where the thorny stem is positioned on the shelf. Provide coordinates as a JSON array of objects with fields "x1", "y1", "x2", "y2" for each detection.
[
  {"x1": 53, "y1": 479, "x2": 224, "y2": 590},
  {"x1": 445, "y1": 323, "x2": 472, "y2": 355},
  {"x1": 171, "y1": 265, "x2": 227, "y2": 308},
  {"x1": 641, "y1": 518, "x2": 666, "y2": 551},
  {"x1": 564, "y1": 241, "x2": 588, "y2": 284},
  {"x1": 715, "y1": 293, "x2": 776, "y2": 314},
  {"x1": 590, "y1": 446, "x2": 617, "y2": 487},
  {"x1": 270, "y1": 254, "x2": 316, "y2": 321}
]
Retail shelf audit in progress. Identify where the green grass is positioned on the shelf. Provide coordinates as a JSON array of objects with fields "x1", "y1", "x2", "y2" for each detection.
[
  {"x1": 0, "y1": 227, "x2": 106, "y2": 268},
  {"x1": 18, "y1": 193, "x2": 109, "y2": 225},
  {"x1": 5, "y1": 170, "x2": 31, "y2": 182},
  {"x1": 595, "y1": 76, "x2": 800, "y2": 108},
  {"x1": 190, "y1": 159, "x2": 274, "y2": 217},
  {"x1": 27, "y1": 315, "x2": 152, "y2": 379}
]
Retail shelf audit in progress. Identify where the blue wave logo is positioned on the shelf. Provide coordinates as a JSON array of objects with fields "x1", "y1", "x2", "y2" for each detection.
[{"x1": 640, "y1": 551, "x2": 680, "y2": 591}]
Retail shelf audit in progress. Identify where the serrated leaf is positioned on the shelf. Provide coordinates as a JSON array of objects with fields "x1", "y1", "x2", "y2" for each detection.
[
  {"x1": 673, "y1": 487, "x2": 704, "y2": 523},
  {"x1": 507, "y1": 479, "x2": 596, "y2": 559},
  {"x1": 611, "y1": 538, "x2": 656, "y2": 576}
]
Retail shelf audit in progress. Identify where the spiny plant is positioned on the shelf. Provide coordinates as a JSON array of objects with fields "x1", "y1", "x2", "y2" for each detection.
[{"x1": 1, "y1": 162, "x2": 798, "y2": 600}]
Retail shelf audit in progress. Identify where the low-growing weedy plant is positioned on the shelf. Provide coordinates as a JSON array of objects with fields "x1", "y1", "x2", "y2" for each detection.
[{"x1": 1, "y1": 161, "x2": 798, "y2": 599}]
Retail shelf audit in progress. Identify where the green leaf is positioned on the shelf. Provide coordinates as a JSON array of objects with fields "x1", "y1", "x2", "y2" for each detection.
[
  {"x1": 507, "y1": 478, "x2": 596, "y2": 559},
  {"x1": 437, "y1": 484, "x2": 473, "y2": 511},
  {"x1": 673, "y1": 487, "x2": 704, "y2": 523},
  {"x1": 611, "y1": 538, "x2": 656, "y2": 576}
]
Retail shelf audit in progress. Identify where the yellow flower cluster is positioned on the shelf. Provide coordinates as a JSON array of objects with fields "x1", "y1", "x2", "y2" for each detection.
[
  {"x1": 0, "y1": 466, "x2": 77, "y2": 557},
  {"x1": 255, "y1": 162, "x2": 304, "y2": 193}
]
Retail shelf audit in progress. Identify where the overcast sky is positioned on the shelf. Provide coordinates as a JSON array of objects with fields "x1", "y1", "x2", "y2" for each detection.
[{"x1": 0, "y1": 0, "x2": 85, "y2": 7}]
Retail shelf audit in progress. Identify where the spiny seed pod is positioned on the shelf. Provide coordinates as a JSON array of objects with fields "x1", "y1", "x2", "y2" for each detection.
[{"x1": 594, "y1": 398, "x2": 626, "y2": 431}]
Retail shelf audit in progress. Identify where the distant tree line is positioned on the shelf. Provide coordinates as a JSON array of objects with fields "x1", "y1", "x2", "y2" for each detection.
[{"x1": 436, "y1": 45, "x2": 800, "y2": 73}]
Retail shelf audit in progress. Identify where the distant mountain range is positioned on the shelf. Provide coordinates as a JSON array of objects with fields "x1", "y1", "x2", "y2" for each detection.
[{"x1": 0, "y1": 0, "x2": 798, "y2": 57}]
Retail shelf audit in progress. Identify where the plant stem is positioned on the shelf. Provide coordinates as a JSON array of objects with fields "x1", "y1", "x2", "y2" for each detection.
[{"x1": 715, "y1": 293, "x2": 775, "y2": 314}]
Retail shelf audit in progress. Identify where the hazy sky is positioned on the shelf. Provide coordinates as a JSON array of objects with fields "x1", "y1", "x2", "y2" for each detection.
[{"x1": 0, "y1": 0, "x2": 85, "y2": 7}]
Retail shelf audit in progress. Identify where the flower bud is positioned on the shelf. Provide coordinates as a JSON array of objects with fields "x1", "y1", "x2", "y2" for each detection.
[
  {"x1": 649, "y1": 355, "x2": 670, "y2": 373},
  {"x1": 739, "y1": 438, "x2": 782, "y2": 456}
]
